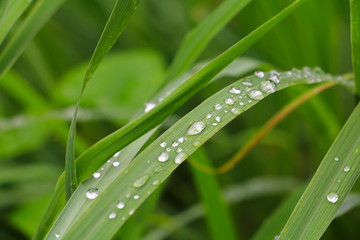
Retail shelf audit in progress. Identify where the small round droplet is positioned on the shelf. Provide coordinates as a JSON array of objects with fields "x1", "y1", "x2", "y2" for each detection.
[
  {"x1": 231, "y1": 108, "x2": 240, "y2": 115},
  {"x1": 109, "y1": 212, "x2": 117, "y2": 219},
  {"x1": 254, "y1": 71, "x2": 265, "y2": 78},
  {"x1": 153, "y1": 166, "x2": 163, "y2": 173},
  {"x1": 239, "y1": 102, "x2": 244, "y2": 106},
  {"x1": 133, "y1": 175, "x2": 150, "y2": 188},
  {"x1": 225, "y1": 98, "x2": 234, "y2": 105},
  {"x1": 260, "y1": 80, "x2": 277, "y2": 93},
  {"x1": 174, "y1": 152, "x2": 188, "y2": 164},
  {"x1": 86, "y1": 188, "x2": 99, "y2": 200},
  {"x1": 269, "y1": 74, "x2": 280, "y2": 84},
  {"x1": 178, "y1": 137, "x2": 185, "y2": 143},
  {"x1": 215, "y1": 116, "x2": 221, "y2": 122},
  {"x1": 152, "y1": 179, "x2": 161, "y2": 185},
  {"x1": 117, "y1": 201, "x2": 125, "y2": 209},
  {"x1": 166, "y1": 147, "x2": 171, "y2": 152},
  {"x1": 248, "y1": 90, "x2": 264, "y2": 100},
  {"x1": 172, "y1": 141, "x2": 179, "y2": 147},
  {"x1": 344, "y1": 166, "x2": 350, "y2": 172},
  {"x1": 114, "y1": 151, "x2": 121, "y2": 157},
  {"x1": 334, "y1": 157, "x2": 339, "y2": 161},
  {"x1": 133, "y1": 195, "x2": 140, "y2": 199},
  {"x1": 187, "y1": 121, "x2": 206, "y2": 135},
  {"x1": 129, "y1": 209, "x2": 135, "y2": 215},
  {"x1": 214, "y1": 103, "x2": 223, "y2": 110},
  {"x1": 160, "y1": 142, "x2": 167, "y2": 147},
  {"x1": 193, "y1": 141, "x2": 200, "y2": 147},
  {"x1": 177, "y1": 148, "x2": 183, "y2": 153},
  {"x1": 93, "y1": 172, "x2": 101, "y2": 179},
  {"x1": 158, "y1": 152, "x2": 169, "y2": 162},
  {"x1": 229, "y1": 86, "x2": 241, "y2": 94},
  {"x1": 327, "y1": 192, "x2": 339, "y2": 203},
  {"x1": 113, "y1": 161, "x2": 120, "y2": 167},
  {"x1": 144, "y1": 102, "x2": 156, "y2": 112},
  {"x1": 55, "y1": 233, "x2": 61, "y2": 238},
  {"x1": 206, "y1": 113, "x2": 212, "y2": 119}
]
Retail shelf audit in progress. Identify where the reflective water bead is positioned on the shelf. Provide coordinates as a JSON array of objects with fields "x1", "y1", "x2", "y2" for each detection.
[
  {"x1": 254, "y1": 71, "x2": 265, "y2": 78},
  {"x1": 166, "y1": 147, "x2": 171, "y2": 152},
  {"x1": 133, "y1": 195, "x2": 140, "y2": 199},
  {"x1": 187, "y1": 121, "x2": 206, "y2": 135},
  {"x1": 206, "y1": 113, "x2": 212, "y2": 119},
  {"x1": 334, "y1": 157, "x2": 339, "y2": 161},
  {"x1": 160, "y1": 142, "x2": 167, "y2": 147},
  {"x1": 86, "y1": 188, "x2": 99, "y2": 200},
  {"x1": 177, "y1": 148, "x2": 183, "y2": 153},
  {"x1": 109, "y1": 212, "x2": 117, "y2": 219},
  {"x1": 93, "y1": 172, "x2": 101, "y2": 179},
  {"x1": 214, "y1": 103, "x2": 223, "y2": 110},
  {"x1": 193, "y1": 141, "x2": 201, "y2": 147},
  {"x1": 114, "y1": 151, "x2": 121, "y2": 157},
  {"x1": 178, "y1": 137, "x2": 185, "y2": 143},
  {"x1": 129, "y1": 209, "x2": 135, "y2": 215},
  {"x1": 133, "y1": 175, "x2": 150, "y2": 188},
  {"x1": 117, "y1": 201, "x2": 125, "y2": 209},
  {"x1": 144, "y1": 102, "x2": 156, "y2": 112},
  {"x1": 152, "y1": 179, "x2": 160, "y2": 185},
  {"x1": 153, "y1": 166, "x2": 163, "y2": 173},
  {"x1": 229, "y1": 86, "x2": 241, "y2": 94},
  {"x1": 344, "y1": 166, "x2": 351, "y2": 172},
  {"x1": 225, "y1": 98, "x2": 234, "y2": 105},
  {"x1": 239, "y1": 102, "x2": 244, "y2": 106},
  {"x1": 231, "y1": 108, "x2": 240, "y2": 115},
  {"x1": 172, "y1": 141, "x2": 179, "y2": 147},
  {"x1": 113, "y1": 161, "x2": 120, "y2": 167},
  {"x1": 215, "y1": 116, "x2": 221, "y2": 122},
  {"x1": 261, "y1": 80, "x2": 277, "y2": 94},
  {"x1": 242, "y1": 79, "x2": 253, "y2": 86},
  {"x1": 158, "y1": 152, "x2": 169, "y2": 162},
  {"x1": 212, "y1": 123, "x2": 218, "y2": 126},
  {"x1": 125, "y1": 193, "x2": 131, "y2": 198},
  {"x1": 248, "y1": 90, "x2": 264, "y2": 100},
  {"x1": 327, "y1": 192, "x2": 339, "y2": 203},
  {"x1": 269, "y1": 74, "x2": 280, "y2": 84},
  {"x1": 55, "y1": 233, "x2": 61, "y2": 238},
  {"x1": 175, "y1": 152, "x2": 188, "y2": 164}
]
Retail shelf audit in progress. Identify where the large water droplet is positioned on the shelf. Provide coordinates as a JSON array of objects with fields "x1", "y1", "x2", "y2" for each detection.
[
  {"x1": 214, "y1": 104, "x2": 223, "y2": 110},
  {"x1": 231, "y1": 108, "x2": 240, "y2": 115},
  {"x1": 113, "y1": 161, "x2": 120, "y2": 167},
  {"x1": 109, "y1": 212, "x2": 117, "y2": 219},
  {"x1": 93, "y1": 172, "x2": 101, "y2": 179},
  {"x1": 152, "y1": 179, "x2": 161, "y2": 186},
  {"x1": 269, "y1": 74, "x2": 280, "y2": 84},
  {"x1": 117, "y1": 201, "x2": 125, "y2": 209},
  {"x1": 254, "y1": 71, "x2": 265, "y2": 78},
  {"x1": 187, "y1": 121, "x2": 206, "y2": 135},
  {"x1": 160, "y1": 142, "x2": 167, "y2": 147},
  {"x1": 229, "y1": 86, "x2": 241, "y2": 94},
  {"x1": 144, "y1": 102, "x2": 156, "y2": 112},
  {"x1": 327, "y1": 192, "x2": 339, "y2": 203},
  {"x1": 242, "y1": 78, "x2": 253, "y2": 86},
  {"x1": 55, "y1": 233, "x2": 61, "y2": 238},
  {"x1": 158, "y1": 152, "x2": 169, "y2": 162},
  {"x1": 133, "y1": 175, "x2": 150, "y2": 188},
  {"x1": 133, "y1": 195, "x2": 140, "y2": 199},
  {"x1": 334, "y1": 157, "x2": 339, "y2": 161},
  {"x1": 174, "y1": 152, "x2": 188, "y2": 164},
  {"x1": 86, "y1": 188, "x2": 99, "y2": 200},
  {"x1": 215, "y1": 116, "x2": 221, "y2": 122},
  {"x1": 344, "y1": 166, "x2": 351, "y2": 172},
  {"x1": 261, "y1": 80, "x2": 277, "y2": 93},
  {"x1": 248, "y1": 90, "x2": 264, "y2": 100},
  {"x1": 114, "y1": 151, "x2": 121, "y2": 157},
  {"x1": 225, "y1": 98, "x2": 234, "y2": 105},
  {"x1": 129, "y1": 209, "x2": 135, "y2": 215},
  {"x1": 206, "y1": 113, "x2": 213, "y2": 119},
  {"x1": 178, "y1": 137, "x2": 185, "y2": 143},
  {"x1": 172, "y1": 141, "x2": 179, "y2": 147}
]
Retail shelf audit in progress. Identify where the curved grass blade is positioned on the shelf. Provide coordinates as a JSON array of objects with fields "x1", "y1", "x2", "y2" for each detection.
[
  {"x1": 350, "y1": 0, "x2": 360, "y2": 95},
  {"x1": 0, "y1": 0, "x2": 65, "y2": 80},
  {"x1": 46, "y1": 68, "x2": 349, "y2": 239},
  {"x1": 165, "y1": 0, "x2": 253, "y2": 81},
  {"x1": 65, "y1": 0, "x2": 140, "y2": 199},
  {"x1": 278, "y1": 102, "x2": 360, "y2": 240},
  {"x1": 0, "y1": 0, "x2": 34, "y2": 45}
]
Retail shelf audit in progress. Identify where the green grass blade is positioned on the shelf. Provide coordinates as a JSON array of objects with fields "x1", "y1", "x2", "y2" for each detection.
[
  {"x1": 0, "y1": 0, "x2": 65, "y2": 80},
  {"x1": 190, "y1": 149, "x2": 238, "y2": 240},
  {"x1": 72, "y1": 0, "x2": 310, "y2": 186},
  {"x1": 165, "y1": 0, "x2": 253, "y2": 81},
  {"x1": 65, "y1": 0, "x2": 140, "y2": 199},
  {"x1": 46, "y1": 68, "x2": 349, "y2": 240},
  {"x1": 350, "y1": 0, "x2": 360, "y2": 95},
  {"x1": 278, "y1": 103, "x2": 360, "y2": 240},
  {"x1": 0, "y1": 0, "x2": 33, "y2": 45}
]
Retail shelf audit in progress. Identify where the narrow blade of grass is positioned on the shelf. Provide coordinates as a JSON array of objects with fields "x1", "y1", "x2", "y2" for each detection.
[
  {"x1": 45, "y1": 68, "x2": 348, "y2": 239},
  {"x1": 278, "y1": 103, "x2": 360, "y2": 240},
  {"x1": 190, "y1": 148, "x2": 238, "y2": 240},
  {"x1": 350, "y1": 0, "x2": 360, "y2": 95}
]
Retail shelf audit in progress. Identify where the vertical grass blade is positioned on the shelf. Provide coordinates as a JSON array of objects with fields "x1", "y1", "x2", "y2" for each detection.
[
  {"x1": 278, "y1": 103, "x2": 360, "y2": 240},
  {"x1": 350, "y1": 0, "x2": 360, "y2": 95}
]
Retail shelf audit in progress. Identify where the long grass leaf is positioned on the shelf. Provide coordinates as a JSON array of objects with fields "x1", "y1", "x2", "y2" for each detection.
[
  {"x1": 350, "y1": 0, "x2": 360, "y2": 95},
  {"x1": 278, "y1": 103, "x2": 360, "y2": 240}
]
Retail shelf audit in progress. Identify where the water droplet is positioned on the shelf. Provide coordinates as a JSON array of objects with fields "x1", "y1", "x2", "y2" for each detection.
[
  {"x1": 242, "y1": 79, "x2": 253, "y2": 86},
  {"x1": 129, "y1": 209, "x2": 135, "y2": 215},
  {"x1": 126, "y1": 193, "x2": 131, "y2": 198},
  {"x1": 166, "y1": 147, "x2": 171, "y2": 152},
  {"x1": 225, "y1": 98, "x2": 234, "y2": 105},
  {"x1": 133, "y1": 175, "x2": 150, "y2": 188},
  {"x1": 248, "y1": 90, "x2": 264, "y2": 100},
  {"x1": 114, "y1": 151, "x2": 121, "y2": 157},
  {"x1": 172, "y1": 141, "x2": 179, "y2": 147},
  {"x1": 152, "y1": 179, "x2": 161, "y2": 185},
  {"x1": 153, "y1": 166, "x2": 163, "y2": 173},
  {"x1": 177, "y1": 148, "x2": 183, "y2": 153},
  {"x1": 113, "y1": 161, "x2": 120, "y2": 167},
  {"x1": 206, "y1": 113, "x2": 212, "y2": 119},
  {"x1": 117, "y1": 201, "x2": 125, "y2": 209},
  {"x1": 344, "y1": 166, "x2": 350, "y2": 172},
  {"x1": 55, "y1": 233, "x2": 61, "y2": 238},
  {"x1": 231, "y1": 108, "x2": 240, "y2": 115},
  {"x1": 214, "y1": 104, "x2": 223, "y2": 110},
  {"x1": 269, "y1": 74, "x2": 280, "y2": 84},
  {"x1": 229, "y1": 86, "x2": 241, "y2": 94},
  {"x1": 158, "y1": 152, "x2": 169, "y2": 162},
  {"x1": 178, "y1": 137, "x2": 185, "y2": 143},
  {"x1": 86, "y1": 188, "x2": 99, "y2": 200},
  {"x1": 93, "y1": 172, "x2": 101, "y2": 179},
  {"x1": 109, "y1": 212, "x2": 117, "y2": 219},
  {"x1": 212, "y1": 123, "x2": 218, "y2": 126},
  {"x1": 334, "y1": 157, "x2": 339, "y2": 161},
  {"x1": 327, "y1": 192, "x2": 339, "y2": 203},
  {"x1": 174, "y1": 152, "x2": 188, "y2": 164},
  {"x1": 273, "y1": 235, "x2": 280, "y2": 240},
  {"x1": 144, "y1": 102, "x2": 156, "y2": 112},
  {"x1": 187, "y1": 121, "x2": 206, "y2": 135},
  {"x1": 215, "y1": 116, "x2": 221, "y2": 122},
  {"x1": 260, "y1": 80, "x2": 277, "y2": 93},
  {"x1": 254, "y1": 71, "x2": 265, "y2": 78},
  {"x1": 193, "y1": 141, "x2": 200, "y2": 147},
  {"x1": 133, "y1": 195, "x2": 140, "y2": 199},
  {"x1": 160, "y1": 142, "x2": 167, "y2": 147},
  {"x1": 239, "y1": 102, "x2": 244, "y2": 106}
]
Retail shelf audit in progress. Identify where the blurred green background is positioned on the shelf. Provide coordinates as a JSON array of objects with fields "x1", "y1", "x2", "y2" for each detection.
[{"x1": 0, "y1": 0, "x2": 359, "y2": 239}]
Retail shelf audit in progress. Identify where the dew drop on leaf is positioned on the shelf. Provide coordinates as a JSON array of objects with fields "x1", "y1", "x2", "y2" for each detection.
[
  {"x1": 86, "y1": 188, "x2": 99, "y2": 200},
  {"x1": 55, "y1": 233, "x2": 61, "y2": 238},
  {"x1": 160, "y1": 142, "x2": 167, "y2": 147},
  {"x1": 93, "y1": 172, "x2": 101, "y2": 179},
  {"x1": 229, "y1": 86, "x2": 241, "y2": 94},
  {"x1": 117, "y1": 201, "x2": 125, "y2": 209},
  {"x1": 231, "y1": 108, "x2": 240, "y2": 115},
  {"x1": 254, "y1": 71, "x2": 265, "y2": 78},
  {"x1": 187, "y1": 121, "x2": 206, "y2": 135},
  {"x1": 327, "y1": 192, "x2": 339, "y2": 203},
  {"x1": 158, "y1": 152, "x2": 169, "y2": 162},
  {"x1": 225, "y1": 98, "x2": 234, "y2": 105},
  {"x1": 112, "y1": 161, "x2": 120, "y2": 167},
  {"x1": 174, "y1": 152, "x2": 188, "y2": 164},
  {"x1": 261, "y1": 80, "x2": 277, "y2": 93},
  {"x1": 214, "y1": 103, "x2": 223, "y2": 110},
  {"x1": 344, "y1": 166, "x2": 350, "y2": 172},
  {"x1": 248, "y1": 90, "x2": 264, "y2": 100},
  {"x1": 144, "y1": 102, "x2": 156, "y2": 112},
  {"x1": 108, "y1": 212, "x2": 117, "y2": 219},
  {"x1": 132, "y1": 175, "x2": 150, "y2": 188}
]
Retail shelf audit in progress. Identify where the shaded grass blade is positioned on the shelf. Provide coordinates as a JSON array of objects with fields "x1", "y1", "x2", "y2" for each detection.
[
  {"x1": 350, "y1": 0, "x2": 360, "y2": 95},
  {"x1": 46, "y1": 68, "x2": 348, "y2": 239},
  {"x1": 278, "y1": 103, "x2": 360, "y2": 240}
]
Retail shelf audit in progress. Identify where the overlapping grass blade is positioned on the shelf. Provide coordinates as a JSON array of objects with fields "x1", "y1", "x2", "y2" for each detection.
[
  {"x1": 278, "y1": 103, "x2": 360, "y2": 240},
  {"x1": 0, "y1": 0, "x2": 33, "y2": 45},
  {"x1": 0, "y1": 0, "x2": 65, "y2": 80},
  {"x1": 45, "y1": 68, "x2": 350, "y2": 239},
  {"x1": 165, "y1": 0, "x2": 253, "y2": 81},
  {"x1": 350, "y1": 0, "x2": 360, "y2": 95}
]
